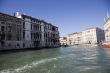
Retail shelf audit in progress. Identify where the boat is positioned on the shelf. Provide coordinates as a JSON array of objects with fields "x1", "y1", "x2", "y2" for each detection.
[
  {"x1": 74, "y1": 43, "x2": 79, "y2": 45},
  {"x1": 102, "y1": 43, "x2": 110, "y2": 48},
  {"x1": 60, "y1": 44, "x2": 68, "y2": 47},
  {"x1": 63, "y1": 44, "x2": 69, "y2": 47}
]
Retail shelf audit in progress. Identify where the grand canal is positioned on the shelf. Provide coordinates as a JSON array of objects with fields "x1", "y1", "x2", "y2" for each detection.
[{"x1": 0, "y1": 45, "x2": 110, "y2": 73}]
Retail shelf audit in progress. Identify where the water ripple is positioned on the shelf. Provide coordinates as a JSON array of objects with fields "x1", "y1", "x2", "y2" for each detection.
[{"x1": 0, "y1": 53, "x2": 75, "y2": 73}]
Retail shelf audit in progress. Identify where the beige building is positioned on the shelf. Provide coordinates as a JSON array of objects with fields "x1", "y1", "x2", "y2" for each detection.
[
  {"x1": 67, "y1": 27, "x2": 105, "y2": 45},
  {"x1": 104, "y1": 12, "x2": 110, "y2": 44},
  {"x1": 67, "y1": 32, "x2": 82, "y2": 45},
  {"x1": 82, "y1": 27, "x2": 105, "y2": 44},
  {"x1": 59, "y1": 37, "x2": 67, "y2": 45}
]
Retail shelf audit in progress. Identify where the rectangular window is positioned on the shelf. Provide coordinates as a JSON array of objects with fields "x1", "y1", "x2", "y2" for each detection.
[
  {"x1": 1, "y1": 26, "x2": 5, "y2": 32},
  {"x1": 23, "y1": 31, "x2": 25, "y2": 39},
  {"x1": 23, "y1": 22, "x2": 25, "y2": 28},
  {"x1": 17, "y1": 36, "x2": 19, "y2": 41},
  {"x1": 31, "y1": 24, "x2": 32, "y2": 30},
  {"x1": 7, "y1": 35, "x2": 11, "y2": 40},
  {"x1": 31, "y1": 33, "x2": 32, "y2": 39},
  {"x1": 7, "y1": 26, "x2": 11, "y2": 32},
  {"x1": 40, "y1": 26, "x2": 41, "y2": 31}
]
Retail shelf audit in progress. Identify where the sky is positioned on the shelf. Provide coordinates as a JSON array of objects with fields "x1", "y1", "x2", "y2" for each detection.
[{"x1": 0, "y1": 0, "x2": 110, "y2": 36}]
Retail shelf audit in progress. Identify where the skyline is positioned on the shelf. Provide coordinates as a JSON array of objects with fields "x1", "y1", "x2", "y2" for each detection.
[{"x1": 0, "y1": 0, "x2": 110, "y2": 36}]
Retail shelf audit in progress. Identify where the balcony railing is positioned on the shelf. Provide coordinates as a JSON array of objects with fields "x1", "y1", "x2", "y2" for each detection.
[{"x1": 0, "y1": 31, "x2": 5, "y2": 35}]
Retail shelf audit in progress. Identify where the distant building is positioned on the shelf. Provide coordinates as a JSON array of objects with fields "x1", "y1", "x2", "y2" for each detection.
[
  {"x1": 82, "y1": 27, "x2": 105, "y2": 44},
  {"x1": 0, "y1": 12, "x2": 59, "y2": 50},
  {"x1": 67, "y1": 32, "x2": 82, "y2": 45},
  {"x1": 104, "y1": 11, "x2": 110, "y2": 44},
  {"x1": 59, "y1": 37, "x2": 67, "y2": 45},
  {"x1": 67, "y1": 27, "x2": 105, "y2": 45}
]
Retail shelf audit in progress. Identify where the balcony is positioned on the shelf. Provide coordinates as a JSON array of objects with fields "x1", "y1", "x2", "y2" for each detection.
[{"x1": 0, "y1": 31, "x2": 5, "y2": 35}]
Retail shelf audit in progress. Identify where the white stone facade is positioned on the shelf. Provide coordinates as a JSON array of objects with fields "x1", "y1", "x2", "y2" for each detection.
[
  {"x1": 82, "y1": 27, "x2": 105, "y2": 44},
  {"x1": 59, "y1": 37, "x2": 67, "y2": 45},
  {"x1": 104, "y1": 13, "x2": 110, "y2": 44},
  {"x1": 67, "y1": 27, "x2": 105, "y2": 45},
  {"x1": 67, "y1": 32, "x2": 82, "y2": 45}
]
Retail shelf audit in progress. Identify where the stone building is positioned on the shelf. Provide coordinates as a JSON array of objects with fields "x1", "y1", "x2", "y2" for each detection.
[
  {"x1": 82, "y1": 27, "x2": 105, "y2": 44},
  {"x1": 67, "y1": 27, "x2": 105, "y2": 45},
  {"x1": 42, "y1": 20, "x2": 59, "y2": 47},
  {"x1": 104, "y1": 11, "x2": 110, "y2": 44},
  {"x1": 0, "y1": 12, "x2": 59, "y2": 50},
  {"x1": 67, "y1": 32, "x2": 82, "y2": 45},
  {"x1": 59, "y1": 37, "x2": 67, "y2": 46},
  {"x1": 0, "y1": 12, "x2": 23, "y2": 50}
]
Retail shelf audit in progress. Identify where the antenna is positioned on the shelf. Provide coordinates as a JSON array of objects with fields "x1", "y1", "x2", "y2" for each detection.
[
  {"x1": 107, "y1": 9, "x2": 110, "y2": 18},
  {"x1": 107, "y1": 11, "x2": 109, "y2": 18},
  {"x1": 104, "y1": 17, "x2": 106, "y2": 22}
]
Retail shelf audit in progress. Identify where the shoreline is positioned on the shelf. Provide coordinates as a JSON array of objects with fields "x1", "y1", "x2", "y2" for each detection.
[{"x1": 0, "y1": 47, "x2": 60, "y2": 54}]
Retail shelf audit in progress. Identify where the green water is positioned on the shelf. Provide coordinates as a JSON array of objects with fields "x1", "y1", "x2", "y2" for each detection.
[{"x1": 0, "y1": 45, "x2": 110, "y2": 73}]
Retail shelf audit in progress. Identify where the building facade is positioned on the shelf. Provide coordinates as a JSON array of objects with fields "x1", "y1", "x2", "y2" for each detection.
[
  {"x1": 104, "y1": 12, "x2": 110, "y2": 44},
  {"x1": 67, "y1": 32, "x2": 82, "y2": 45},
  {"x1": 67, "y1": 27, "x2": 105, "y2": 45},
  {"x1": 42, "y1": 20, "x2": 59, "y2": 47},
  {"x1": 0, "y1": 12, "x2": 23, "y2": 50},
  {"x1": 59, "y1": 37, "x2": 67, "y2": 46},
  {"x1": 0, "y1": 12, "x2": 59, "y2": 50},
  {"x1": 82, "y1": 27, "x2": 105, "y2": 44}
]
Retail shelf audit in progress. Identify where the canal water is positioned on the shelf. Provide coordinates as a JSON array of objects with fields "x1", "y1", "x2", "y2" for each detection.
[{"x1": 0, "y1": 45, "x2": 110, "y2": 73}]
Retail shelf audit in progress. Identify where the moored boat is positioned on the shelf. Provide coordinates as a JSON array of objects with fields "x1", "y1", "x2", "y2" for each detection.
[{"x1": 102, "y1": 43, "x2": 110, "y2": 48}]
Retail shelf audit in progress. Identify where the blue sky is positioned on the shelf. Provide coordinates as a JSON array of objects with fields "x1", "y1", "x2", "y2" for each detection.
[{"x1": 0, "y1": 0, "x2": 109, "y2": 36}]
